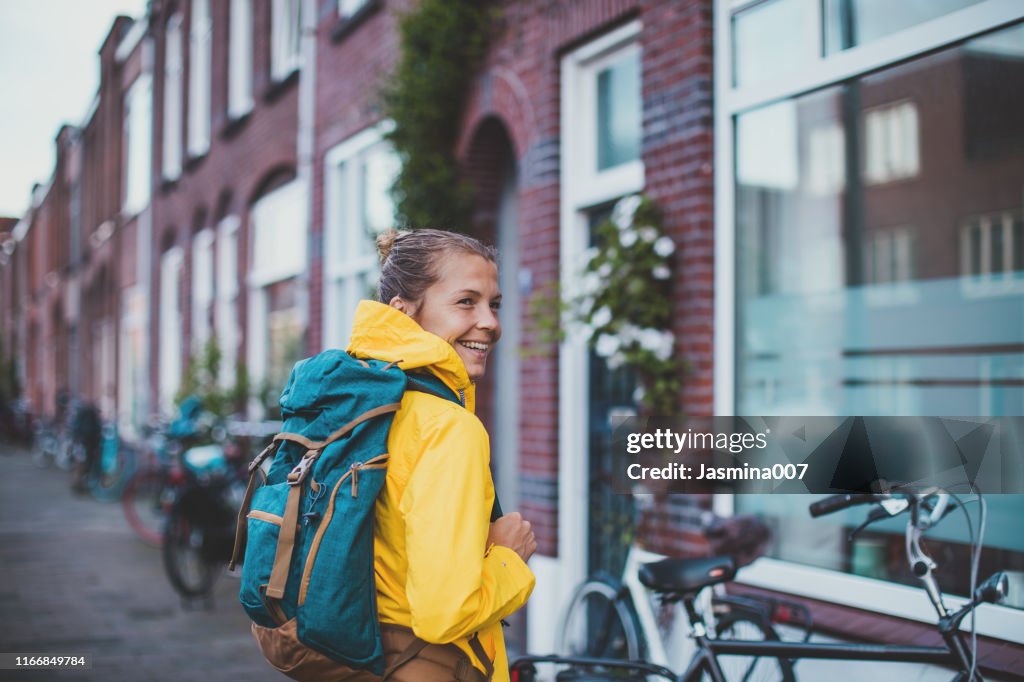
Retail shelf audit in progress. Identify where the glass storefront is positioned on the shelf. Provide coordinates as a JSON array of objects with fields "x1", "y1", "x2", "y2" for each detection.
[
  {"x1": 734, "y1": 22, "x2": 1024, "y2": 605},
  {"x1": 823, "y1": 0, "x2": 986, "y2": 54}
]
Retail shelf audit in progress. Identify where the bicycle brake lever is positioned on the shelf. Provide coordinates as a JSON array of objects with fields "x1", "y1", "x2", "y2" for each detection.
[{"x1": 847, "y1": 506, "x2": 891, "y2": 542}]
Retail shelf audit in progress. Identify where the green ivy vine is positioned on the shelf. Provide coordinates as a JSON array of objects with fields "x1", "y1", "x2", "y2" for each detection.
[{"x1": 382, "y1": 0, "x2": 493, "y2": 230}]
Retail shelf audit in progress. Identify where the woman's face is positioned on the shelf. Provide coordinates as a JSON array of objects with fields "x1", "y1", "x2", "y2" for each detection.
[{"x1": 393, "y1": 252, "x2": 502, "y2": 382}]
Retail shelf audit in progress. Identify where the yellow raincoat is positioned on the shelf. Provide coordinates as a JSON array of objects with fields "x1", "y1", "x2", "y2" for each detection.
[{"x1": 347, "y1": 300, "x2": 535, "y2": 681}]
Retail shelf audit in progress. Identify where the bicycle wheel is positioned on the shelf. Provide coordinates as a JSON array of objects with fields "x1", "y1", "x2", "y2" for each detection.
[
  {"x1": 162, "y1": 500, "x2": 220, "y2": 598},
  {"x1": 122, "y1": 468, "x2": 170, "y2": 546},
  {"x1": 701, "y1": 612, "x2": 795, "y2": 682},
  {"x1": 558, "y1": 579, "x2": 643, "y2": 661}
]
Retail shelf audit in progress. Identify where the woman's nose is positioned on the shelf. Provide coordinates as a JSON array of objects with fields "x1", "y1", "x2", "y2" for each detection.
[{"x1": 477, "y1": 306, "x2": 500, "y2": 333}]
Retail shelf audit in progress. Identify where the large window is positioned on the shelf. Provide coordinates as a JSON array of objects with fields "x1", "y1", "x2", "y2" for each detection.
[
  {"x1": 163, "y1": 14, "x2": 183, "y2": 179},
  {"x1": 229, "y1": 0, "x2": 253, "y2": 117},
  {"x1": 248, "y1": 179, "x2": 307, "y2": 410},
  {"x1": 191, "y1": 228, "x2": 214, "y2": 351},
  {"x1": 159, "y1": 246, "x2": 184, "y2": 413},
  {"x1": 118, "y1": 286, "x2": 146, "y2": 434},
  {"x1": 823, "y1": 0, "x2": 986, "y2": 54},
  {"x1": 188, "y1": 0, "x2": 212, "y2": 157},
  {"x1": 271, "y1": 0, "x2": 302, "y2": 81},
  {"x1": 322, "y1": 124, "x2": 398, "y2": 348},
  {"x1": 216, "y1": 216, "x2": 240, "y2": 387},
  {"x1": 717, "y1": 0, "x2": 1024, "y2": 638},
  {"x1": 123, "y1": 75, "x2": 152, "y2": 217}
]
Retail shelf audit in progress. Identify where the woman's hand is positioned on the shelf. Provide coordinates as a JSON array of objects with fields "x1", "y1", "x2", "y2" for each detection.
[{"x1": 487, "y1": 512, "x2": 537, "y2": 563}]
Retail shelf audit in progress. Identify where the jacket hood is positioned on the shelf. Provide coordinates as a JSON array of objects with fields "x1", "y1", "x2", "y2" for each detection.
[{"x1": 346, "y1": 300, "x2": 476, "y2": 411}]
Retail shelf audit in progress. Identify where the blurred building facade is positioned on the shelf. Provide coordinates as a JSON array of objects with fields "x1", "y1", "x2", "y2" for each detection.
[{"x1": 1, "y1": 0, "x2": 1022, "y2": 670}]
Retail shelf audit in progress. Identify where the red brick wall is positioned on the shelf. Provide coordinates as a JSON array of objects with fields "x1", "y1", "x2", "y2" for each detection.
[{"x1": 149, "y1": 0, "x2": 300, "y2": 411}]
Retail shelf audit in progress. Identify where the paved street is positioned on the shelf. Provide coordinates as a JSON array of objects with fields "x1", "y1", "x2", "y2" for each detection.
[{"x1": 0, "y1": 444, "x2": 282, "y2": 681}]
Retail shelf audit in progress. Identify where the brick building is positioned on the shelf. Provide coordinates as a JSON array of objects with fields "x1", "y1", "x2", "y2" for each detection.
[{"x1": 2, "y1": 0, "x2": 1022, "y2": 672}]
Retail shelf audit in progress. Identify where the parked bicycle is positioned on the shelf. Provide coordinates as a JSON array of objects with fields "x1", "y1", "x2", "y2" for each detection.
[
  {"x1": 161, "y1": 437, "x2": 249, "y2": 599},
  {"x1": 121, "y1": 420, "x2": 180, "y2": 546},
  {"x1": 555, "y1": 515, "x2": 810, "y2": 681},
  {"x1": 31, "y1": 391, "x2": 75, "y2": 470},
  {"x1": 121, "y1": 398, "x2": 215, "y2": 546},
  {"x1": 30, "y1": 415, "x2": 74, "y2": 470},
  {"x1": 72, "y1": 420, "x2": 137, "y2": 501},
  {"x1": 160, "y1": 408, "x2": 277, "y2": 599},
  {"x1": 514, "y1": 487, "x2": 1006, "y2": 681}
]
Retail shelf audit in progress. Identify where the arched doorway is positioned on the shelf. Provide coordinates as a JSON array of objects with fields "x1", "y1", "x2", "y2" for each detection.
[{"x1": 464, "y1": 117, "x2": 521, "y2": 518}]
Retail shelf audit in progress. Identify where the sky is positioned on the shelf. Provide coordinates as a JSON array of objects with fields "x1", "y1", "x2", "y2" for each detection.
[{"x1": 0, "y1": 0, "x2": 148, "y2": 218}]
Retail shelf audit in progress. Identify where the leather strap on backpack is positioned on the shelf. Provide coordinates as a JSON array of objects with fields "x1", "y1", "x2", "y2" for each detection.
[
  {"x1": 379, "y1": 626, "x2": 493, "y2": 682},
  {"x1": 229, "y1": 440, "x2": 279, "y2": 570},
  {"x1": 380, "y1": 632, "x2": 429, "y2": 680},
  {"x1": 466, "y1": 634, "x2": 495, "y2": 682}
]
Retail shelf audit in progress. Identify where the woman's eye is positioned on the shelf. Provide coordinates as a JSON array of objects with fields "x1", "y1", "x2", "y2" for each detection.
[
  {"x1": 490, "y1": 301, "x2": 502, "y2": 311},
  {"x1": 457, "y1": 298, "x2": 473, "y2": 306}
]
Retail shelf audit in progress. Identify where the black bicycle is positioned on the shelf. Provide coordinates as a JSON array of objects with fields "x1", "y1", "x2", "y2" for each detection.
[{"x1": 513, "y1": 488, "x2": 1008, "y2": 681}]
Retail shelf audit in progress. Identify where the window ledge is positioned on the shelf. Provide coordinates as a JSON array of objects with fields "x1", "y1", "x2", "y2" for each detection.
[
  {"x1": 263, "y1": 69, "x2": 299, "y2": 104},
  {"x1": 221, "y1": 111, "x2": 252, "y2": 140},
  {"x1": 185, "y1": 151, "x2": 208, "y2": 173},
  {"x1": 330, "y1": 0, "x2": 381, "y2": 44},
  {"x1": 730, "y1": 583, "x2": 1024, "y2": 678}
]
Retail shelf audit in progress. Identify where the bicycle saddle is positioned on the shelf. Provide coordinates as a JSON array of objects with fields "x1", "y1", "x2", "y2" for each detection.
[{"x1": 638, "y1": 556, "x2": 736, "y2": 595}]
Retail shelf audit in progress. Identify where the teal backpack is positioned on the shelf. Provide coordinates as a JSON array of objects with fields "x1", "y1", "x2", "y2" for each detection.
[{"x1": 230, "y1": 350, "x2": 477, "y2": 680}]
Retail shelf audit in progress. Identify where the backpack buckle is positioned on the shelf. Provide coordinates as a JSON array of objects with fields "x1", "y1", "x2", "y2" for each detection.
[
  {"x1": 288, "y1": 450, "x2": 320, "y2": 485},
  {"x1": 249, "y1": 440, "x2": 281, "y2": 474}
]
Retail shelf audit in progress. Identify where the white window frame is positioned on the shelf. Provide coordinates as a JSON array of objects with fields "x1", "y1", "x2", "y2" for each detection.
[
  {"x1": 959, "y1": 209, "x2": 1024, "y2": 297},
  {"x1": 229, "y1": 0, "x2": 254, "y2": 118},
  {"x1": 118, "y1": 285, "x2": 145, "y2": 436},
  {"x1": 863, "y1": 100, "x2": 920, "y2": 184},
  {"x1": 191, "y1": 228, "x2": 215, "y2": 352},
  {"x1": 159, "y1": 246, "x2": 184, "y2": 414},
  {"x1": 123, "y1": 74, "x2": 153, "y2": 217},
  {"x1": 805, "y1": 122, "x2": 845, "y2": 195},
  {"x1": 188, "y1": 0, "x2": 212, "y2": 157},
  {"x1": 247, "y1": 179, "x2": 308, "y2": 396},
  {"x1": 271, "y1": 0, "x2": 303, "y2": 81},
  {"x1": 322, "y1": 121, "x2": 397, "y2": 349},
  {"x1": 163, "y1": 14, "x2": 184, "y2": 179},
  {"x1": 548, "y1": 19, "x2": 645, "y2": 656},
  {"x1": 713, "y1": 0, "x2": 1024, "y2": 639},
  {"x1": 216, "y1": 215, "x2": 241, "y2": 388}
]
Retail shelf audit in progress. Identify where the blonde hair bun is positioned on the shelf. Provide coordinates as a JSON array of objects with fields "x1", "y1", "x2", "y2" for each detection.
[{"x1": 375, "y1": 229, "x2": 405, "y2": 264}]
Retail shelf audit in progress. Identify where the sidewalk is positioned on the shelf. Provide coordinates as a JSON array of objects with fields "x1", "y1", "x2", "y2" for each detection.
[{"x1": 0, "y1": 444, "x2": 281, "y2": 681}]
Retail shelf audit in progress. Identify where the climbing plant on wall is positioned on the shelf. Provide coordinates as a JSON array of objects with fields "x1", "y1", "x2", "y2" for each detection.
[{"x1": 382, "y1": 0, "x2": 493, "y2": 230}]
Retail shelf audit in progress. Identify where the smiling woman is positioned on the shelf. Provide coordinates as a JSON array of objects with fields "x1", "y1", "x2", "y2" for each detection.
[
  {"x1": 341, "y1": 227, "x2": 535, "y2": 682},
  {"x1": 375, "y1": 228, "x2": 502, "y2": 382}
]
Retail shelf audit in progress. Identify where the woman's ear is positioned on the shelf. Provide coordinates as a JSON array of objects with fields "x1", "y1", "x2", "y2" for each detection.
[{"x1": 388, "y1": 296, "x2": 407, "y2": 313}]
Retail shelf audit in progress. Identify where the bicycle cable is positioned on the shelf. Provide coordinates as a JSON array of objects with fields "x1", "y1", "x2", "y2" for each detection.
[{"x1": 945, "y1": 483, "x2": 986, "y2": 681}]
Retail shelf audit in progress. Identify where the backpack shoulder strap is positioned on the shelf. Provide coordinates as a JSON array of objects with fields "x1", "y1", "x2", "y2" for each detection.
[{"x1": 405, "y1": 372, "x2": 461, "y2": 405}]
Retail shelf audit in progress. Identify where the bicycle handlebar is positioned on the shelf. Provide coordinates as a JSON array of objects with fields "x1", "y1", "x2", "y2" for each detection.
[{"x1": 808, "y1": 493, "x2": 879, "y2": 518}]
